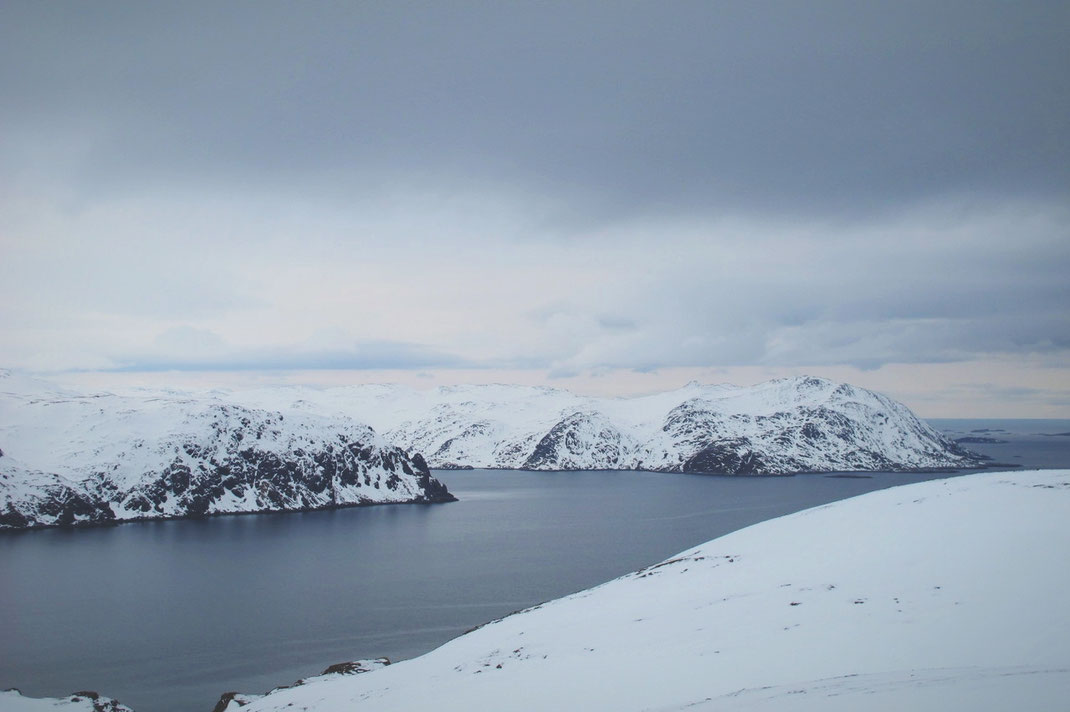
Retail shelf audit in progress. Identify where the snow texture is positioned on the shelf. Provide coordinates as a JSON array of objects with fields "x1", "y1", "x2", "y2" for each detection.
[
  {"x1": 230, "y1": 376, "x2": 982, "y2": 474},
  {"x1": 0, "y1": 690, "x2": 134, "y2": 712},
  {"x1": 212, "y1": 658, "x2": 390, "y2": 712},
  {"x1": 226, "y1": 469, "x2": 1070, "y2": 712},
  {"x1": 0, "y1": 371, "x2": 454, "y2": 530}
]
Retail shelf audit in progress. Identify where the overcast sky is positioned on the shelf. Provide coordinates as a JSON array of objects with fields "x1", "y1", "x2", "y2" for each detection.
[{"x1": 2, "y1": 1, "x2": 1068, "y2": 416}]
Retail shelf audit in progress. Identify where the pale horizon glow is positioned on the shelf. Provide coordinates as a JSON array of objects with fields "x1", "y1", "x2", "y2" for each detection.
[{"x1": 46, "y1": 357, "x2": 1070, "y2": 420}]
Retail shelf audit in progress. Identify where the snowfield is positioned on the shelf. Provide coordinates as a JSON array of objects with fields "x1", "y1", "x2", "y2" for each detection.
[{"x1": 216, "y1": 468, "x2": 1070, "y2": 712}]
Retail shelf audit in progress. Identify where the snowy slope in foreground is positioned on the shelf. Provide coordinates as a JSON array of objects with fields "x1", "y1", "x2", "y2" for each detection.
[
  {"x1": 232, "y1": 469, "x2": 1070, "y2": 712},
  {"x1": 234, "y1": 376, "x2": 981, "y2": 474},
  {"x1": 0, "y1": 371, "x2": 454, "y2": 530}
]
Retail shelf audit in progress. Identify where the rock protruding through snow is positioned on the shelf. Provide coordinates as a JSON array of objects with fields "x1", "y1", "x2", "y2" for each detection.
[
  {"x1": 0, "y1": 376, "x2": 454, "y2": 530},
  {"x1": 233, "y1": 376, "x2": 982, "y2": 474}
]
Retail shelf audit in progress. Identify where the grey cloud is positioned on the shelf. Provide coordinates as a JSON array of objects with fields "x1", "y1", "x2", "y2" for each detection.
[
  {"x1": 523, "y1": 206, "x2": 1070, "y2": 373},
  {"x1": 761, "y1": 313, "x2": 1070, "y2": 370},
  {"x1": 940, "y1": 383, "x2": 1070, "y2": 409},
  {"x1": 109, "y1": 339, "x2": 467, "y2": 372},
  {"x1": 596, "y1": 316, "x2": 638, "y2": 332},
  {"x1": 2, "y1": 2, "x2": 1067, "y2": 221},
  {"x1": 0, "y1": 218, "x2": 261, "y2": 321}
]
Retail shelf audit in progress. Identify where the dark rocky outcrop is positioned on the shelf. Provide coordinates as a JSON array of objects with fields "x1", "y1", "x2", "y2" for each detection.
[
  {"x1": 523, "y1": 412, "x2": 630, "y2": 470},
  {"x1": 321, "y1": 657, "x2": 390, "y2": 675},
  {"x1": 682, "y1": 438, "x2": 770, "y2": 475}
]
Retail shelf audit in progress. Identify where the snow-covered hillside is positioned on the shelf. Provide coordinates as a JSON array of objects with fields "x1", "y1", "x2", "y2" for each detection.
[
  {"x1": 216, "y1": 468, "x2": 1070, "y2": 712},
  {"x1": 0, "y1": 690, "x2": 133, "y2": 712},
  {"x1": 231, "y1": 377, "x2": 982, "y2": 474},
  {"x1": 0, "y1": 371, "x2": 454, "y2": 530}
]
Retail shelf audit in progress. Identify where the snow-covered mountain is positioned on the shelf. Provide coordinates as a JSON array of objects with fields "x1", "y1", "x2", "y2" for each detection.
[
  {"x1": 0, "y1": 371, "x2": 454, "y2": 530},
  {"x1": 0, "y1": 371, "x2": 984, "y2": 530},
  {"x1": 232, "y1": 377, "x2": 982, "y2": 474},
  {"x1": 205, "y1": 469, "x2": 1070, "y2": 711}
]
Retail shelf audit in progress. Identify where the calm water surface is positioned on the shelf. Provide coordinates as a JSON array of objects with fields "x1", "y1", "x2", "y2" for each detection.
[
  {"x1": 2, "y1": 419, "x2": 1067, "y2": 712},
  {"x1": 929, "y1": 418, "x2": 1070, "y2": 469}
]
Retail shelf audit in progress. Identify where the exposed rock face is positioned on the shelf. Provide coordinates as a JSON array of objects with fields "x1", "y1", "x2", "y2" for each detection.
[
  {"x1": 682, "y1": 438, "x2": 767, "y2": 475},
  {"x1": 349, "y1": 377, "x2": 983, "y2": 475},
  {"x1": 0, "y1": 375, "x2": 454, "y2": 531},
  {"x1": 523, "y1": 412, "x2": 635, "y2": 470}
]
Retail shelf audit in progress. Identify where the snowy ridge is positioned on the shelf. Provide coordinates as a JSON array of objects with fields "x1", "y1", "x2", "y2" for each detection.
[
  {"x1": 0, "y1": 372, "x2": 454, "y2": 530},
  {"x1": 217, "y1": 469, "x2": 1070, "y2": 712},
  {"x1": 232, "y1": 377, "x2": 981, "y2": 474}
]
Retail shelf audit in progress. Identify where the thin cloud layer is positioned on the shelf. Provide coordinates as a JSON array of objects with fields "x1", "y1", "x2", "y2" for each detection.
[{"x1": 4, "y1": 193, "x2": 1062, "y2": 375}]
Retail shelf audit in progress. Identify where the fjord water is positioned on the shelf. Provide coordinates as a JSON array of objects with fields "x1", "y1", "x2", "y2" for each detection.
[
  {"x1": 2, "y1": 420, "x2": 1067, "y2": 712},
  {"x1": 928, "y1": 418, "x2": 1070, "y2": 469}
]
